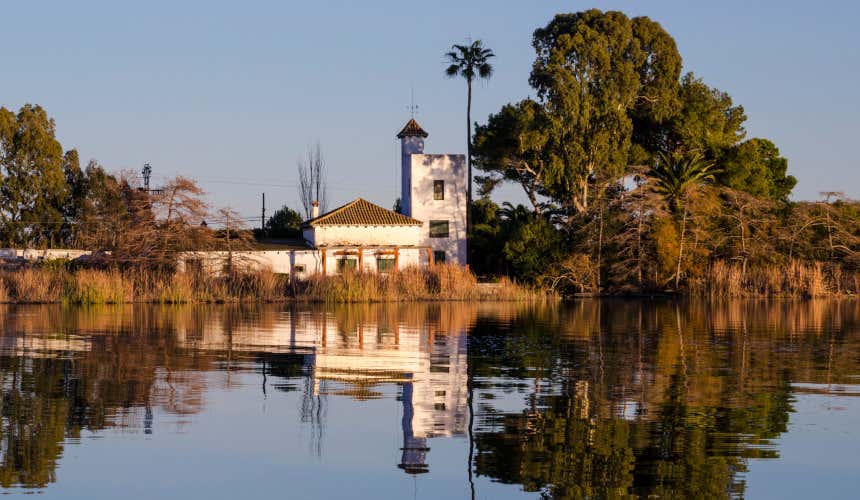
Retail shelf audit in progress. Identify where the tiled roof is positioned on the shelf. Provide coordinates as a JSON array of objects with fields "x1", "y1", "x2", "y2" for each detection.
[
  {"x1": 303, "y1": 198, "x2": 423, "y2": 227},
  {"x1": 396, "y1": 118, "x2": 429, "y2": 138}
]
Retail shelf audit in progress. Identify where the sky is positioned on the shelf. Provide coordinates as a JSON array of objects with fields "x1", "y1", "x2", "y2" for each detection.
[{"x1": 3, "y1": 0, "x2": 859, "y2": 224}]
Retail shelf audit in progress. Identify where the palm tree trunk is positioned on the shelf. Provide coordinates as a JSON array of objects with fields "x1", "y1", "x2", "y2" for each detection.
[{"x1": 466, "y1": 79, "x2": 473, "y2": 266}]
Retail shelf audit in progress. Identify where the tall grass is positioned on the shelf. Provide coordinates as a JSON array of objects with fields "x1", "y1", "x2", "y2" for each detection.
[
  {"x1": 298, "y1": 264, "x2": 545, "y2": 303},
  {"x1": 71, "y1": 269, "x2": 134, "y2": 304},
  {"x1": 4, "y1": 268, "x2": 66, "y2": 303},
  {"x1": 694, "y1": 259, "x2": 854, "y2": 297},
  {"x1": 0, "y1": 263, "x2": 547, "y2": 304}
]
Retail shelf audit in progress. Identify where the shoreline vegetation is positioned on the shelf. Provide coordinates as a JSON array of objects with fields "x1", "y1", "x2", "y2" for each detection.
[
  {"x1": 0, "y1": 257, "x2": 857, "y2": 305},
  {"x1": 0, "y1": 264, "x2": 548, "y2": 305}
]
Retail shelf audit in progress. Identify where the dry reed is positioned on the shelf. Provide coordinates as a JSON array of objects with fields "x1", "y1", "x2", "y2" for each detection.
[
  {"x1": 0, "y1": 263, "x2": 548, "y2": 304},
  {"x1": 695, "y1": 259, "x2": 853, "y2": 297},
  {"x1": 70, "y1": 269, "x2": 134, "y2": 304},
  {"x1": 2, "y1": 268, "x2": 66, "y2": 303}
]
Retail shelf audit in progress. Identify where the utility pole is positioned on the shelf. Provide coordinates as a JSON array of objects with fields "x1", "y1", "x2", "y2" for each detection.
[
  {"x1": 261, "y1": 193, "x2": 266, "y2": 236},
  {"x1": 225, "y1": 210, "x2": 232, "y2": 275}
]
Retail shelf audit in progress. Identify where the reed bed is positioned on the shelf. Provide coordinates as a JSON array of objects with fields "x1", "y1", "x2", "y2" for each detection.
[
  {"x1": 0, "y1": 263, "x2": 542, "y2": 303},
  {"x1": 298, "y1": 265, "x2": 548, "y2": 303},
  {"x1": 4, "y1": 267, "x2": 66, "y2": 303},
  {"x1": 299, "y1": 264, "x2": 478, "y2": 302},
  {"x1": 693, "y1": 259, "x2": 856, "y2": 297}
]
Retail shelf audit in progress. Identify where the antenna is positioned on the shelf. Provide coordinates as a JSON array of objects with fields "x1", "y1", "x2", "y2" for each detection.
[
  {"x1": 142, "y1": 163, "x2": 152, "y2": 191},
  {"x1": 406, "y1": 87, "x2": 419, "y2": 118},
  {"x1": 140, "y1": 163, "x2": 163, "y2": 195}
]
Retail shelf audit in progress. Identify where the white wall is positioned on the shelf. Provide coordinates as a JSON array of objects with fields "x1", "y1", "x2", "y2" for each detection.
[
  {"x1": 0, "y1": 248, "x2": 93, "y2": 261},
  {"x1": 400, "y1": 136, "x2": 424, "y2": 215},
  {"x1": 309, "y1": 224, "x2": 421, "y2": 247},
  {"x1": 178, "y1": 250, "x2": 321, "y2": 278},
  {"x1": 406, "y1": 153, "x2": 468, "y2": 265}
]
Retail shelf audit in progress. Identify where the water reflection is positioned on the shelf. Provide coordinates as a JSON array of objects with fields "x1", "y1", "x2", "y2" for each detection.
[{"x1": 0, "y1": 300, "x2": 858, "y2": 498}]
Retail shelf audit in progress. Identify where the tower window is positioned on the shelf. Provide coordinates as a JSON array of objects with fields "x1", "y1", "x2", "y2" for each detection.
[
  {"x1": 433, "y1": 251, "x2": 446, "y2": 263},
  {"x1": 429, "y1": 220, "x2": 449, "y2": 238},
  {"x1": 433, "y1": 180, "x2": 444, "y2": 200}
]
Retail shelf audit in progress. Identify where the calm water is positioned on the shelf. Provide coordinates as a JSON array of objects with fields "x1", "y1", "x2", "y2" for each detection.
[{"x1": 0, "y1": 301, "x2": 859, "y2": 499}]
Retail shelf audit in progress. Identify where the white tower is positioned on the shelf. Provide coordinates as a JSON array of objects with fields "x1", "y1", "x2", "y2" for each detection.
[{"x1": 397, "y1": 119, "x2": 467, "y2": 265}]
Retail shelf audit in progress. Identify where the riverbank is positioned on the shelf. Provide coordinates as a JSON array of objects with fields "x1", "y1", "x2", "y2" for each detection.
[{"x1": 0, "y1": 264, "x2": 548, "y2": 304}]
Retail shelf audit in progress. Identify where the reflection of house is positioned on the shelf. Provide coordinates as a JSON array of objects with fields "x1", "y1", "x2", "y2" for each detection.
[
  {"x1": 177, "y1": 119, "x2": 467, "y2": 278},
  {"x1": 0, "y1": 336, "x2": 92, "y2": 358},
  {"x1": 174, "y1": 309, "x2": 469, "y2": 473}
]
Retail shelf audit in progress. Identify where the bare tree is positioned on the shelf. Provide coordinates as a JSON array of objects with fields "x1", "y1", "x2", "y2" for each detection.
[
  {"x1": 297, "y1": 142, "x2": 328, "y2": 219},
  {"x1": 150, "y1": 176, "x2": 210, "y2": 265},
  {"x1": 211, "y1": 207, "x2": 254, "y2": 274},
  {"x1": 721, "y1": 189, "x2": 776, "y2": 280}
]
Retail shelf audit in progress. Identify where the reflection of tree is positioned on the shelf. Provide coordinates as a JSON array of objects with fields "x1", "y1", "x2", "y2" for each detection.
[
  {"x1": 470, "y1": 300, "x2": 860, "y2": 499},
  {"x1": 0, "y1": 305, "x2": 222, "y2": 489},
  {"x1": 0, "y1": 357, "x2": 68, "y2": 488},
  {"x1": 476, "y1": 393, "x2": 635, "y2": 498}
]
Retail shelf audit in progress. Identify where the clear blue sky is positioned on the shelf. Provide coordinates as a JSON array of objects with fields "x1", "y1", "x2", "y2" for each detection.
[{"x1": 4, "y1": 0, "x2": 859, "y2": 222}]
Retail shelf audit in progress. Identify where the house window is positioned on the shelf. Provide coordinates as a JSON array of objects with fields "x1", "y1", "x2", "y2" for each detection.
[
  {"x1": 433, "y1": 251, "x2": 446, "y2": 264},
  {"x1": 377, "y1": 257, "x2": 396, "y2": 272},
  {"x1": 429, "y1": 220, "x2": 449, "y2": 238},
  {"x1": 433, "y1": 180, "x2": 445, "y2": 200},
  {"x1": 337, "y1": 258, "x2": 357, "y2": 273},
  {"x1": 293, "y1": 264, "x2": 305, "y2": 274}
]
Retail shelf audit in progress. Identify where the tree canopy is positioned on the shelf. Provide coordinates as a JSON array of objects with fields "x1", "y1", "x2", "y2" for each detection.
[
  {"x1": 266, "y1": 205, "x2": 303, "y2": 238},
  {"x1": 0, "y1": 105, "x2": 72, "y2": 246},
  {"x1": 527, "y1": 10, "x2": 682, "y2": 213}
]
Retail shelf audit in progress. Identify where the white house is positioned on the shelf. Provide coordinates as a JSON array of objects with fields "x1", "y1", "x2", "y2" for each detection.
[
  {"x1": 178, "y1": 118, "x2": 468, "y2": 278},
  {"x1": 177, "y1": 196, "x2": 430, "y2": 278},
  {"x1": 299, "y1": 197, "x2": 427, "y2": 274}
]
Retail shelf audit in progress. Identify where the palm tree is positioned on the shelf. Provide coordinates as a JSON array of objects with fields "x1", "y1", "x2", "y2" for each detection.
[
  {"x1": 650, "y1": 151, "x2": 717, "y2": 212},
  {"x1": 649, "y1": 151, "x2": 718, "y2": 288},
  {"x1": 445, "y1": 40, "x2": 495, "y2": 256}
]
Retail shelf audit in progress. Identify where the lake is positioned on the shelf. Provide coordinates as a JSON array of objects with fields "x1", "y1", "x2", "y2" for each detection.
[{"x1": 0, "y1": 300, "x2": 858, "y2": 499}]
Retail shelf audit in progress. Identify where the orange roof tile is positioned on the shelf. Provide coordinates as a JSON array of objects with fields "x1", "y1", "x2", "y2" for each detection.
[{"x1": 303, "y1": 198, "x2": 423, "y2": 227}]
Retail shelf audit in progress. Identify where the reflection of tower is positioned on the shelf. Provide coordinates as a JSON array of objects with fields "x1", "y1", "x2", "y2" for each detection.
[{"x1": 398, "y1": 378, "x2": 429, "y2": 474}]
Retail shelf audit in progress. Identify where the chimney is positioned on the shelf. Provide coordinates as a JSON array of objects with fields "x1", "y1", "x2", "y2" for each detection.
[{"x1": 312, "y1": 200, "x2": 319, "y2": 219}]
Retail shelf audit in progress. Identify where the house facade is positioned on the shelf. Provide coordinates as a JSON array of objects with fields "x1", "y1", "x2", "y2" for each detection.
[{"x1": 177, "y1": 197, "x2": 429, "y2": 278}]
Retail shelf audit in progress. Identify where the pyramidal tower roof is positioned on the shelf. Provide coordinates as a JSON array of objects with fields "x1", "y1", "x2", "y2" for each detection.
[{"x1": 396, "y1": 118, "x2": 429, "y2": 139}]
